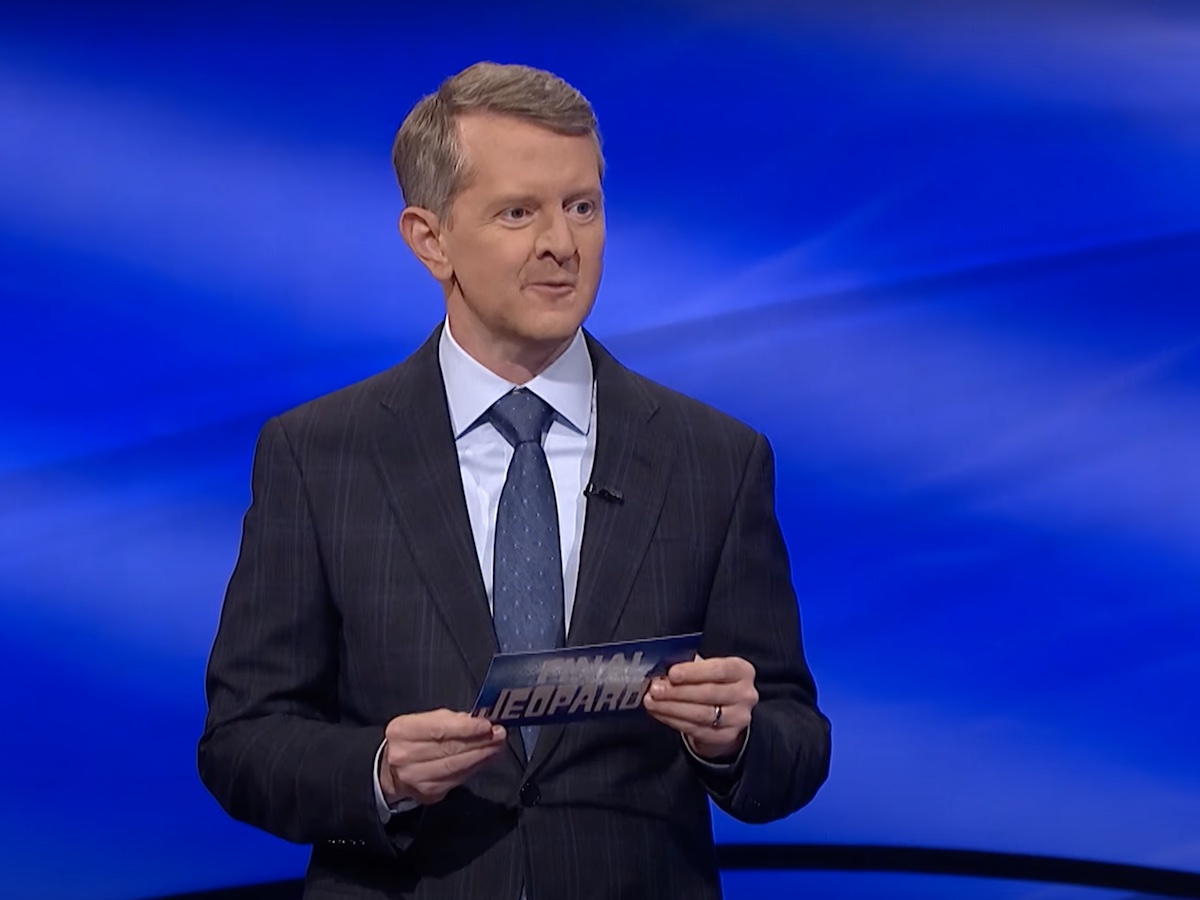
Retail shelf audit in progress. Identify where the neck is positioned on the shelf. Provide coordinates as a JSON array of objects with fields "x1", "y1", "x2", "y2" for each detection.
[{"x1": 445, "y1": 314, "x2": 574, "y2": 385}]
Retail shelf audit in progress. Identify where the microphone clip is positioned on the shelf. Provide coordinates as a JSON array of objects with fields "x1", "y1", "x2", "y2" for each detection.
[{"x1": 584, "y1": 482, "x2": 624, "y2": 504}]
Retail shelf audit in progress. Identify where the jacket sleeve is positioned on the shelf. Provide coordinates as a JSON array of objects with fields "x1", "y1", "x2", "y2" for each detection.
[
  {"x1": 196, "y1": 416, "x2": 422, "y2": 855},
  {"x1": 688, "y1": 431, "x2": 832, "y2": 822}
]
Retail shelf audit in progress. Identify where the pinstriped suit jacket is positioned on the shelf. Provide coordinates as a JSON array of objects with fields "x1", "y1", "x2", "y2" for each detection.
[{"x1": 198, "y1": 326, "x2": 830, "y2": 899}]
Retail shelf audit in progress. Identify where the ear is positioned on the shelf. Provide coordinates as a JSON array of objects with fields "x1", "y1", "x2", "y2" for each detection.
[{"x1": 399, "y1": 206, "x2": 454, "y2": 281}]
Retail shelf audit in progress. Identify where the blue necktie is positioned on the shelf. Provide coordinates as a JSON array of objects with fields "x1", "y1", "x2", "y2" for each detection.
[{"x1": 489, "y1": 388, "x2": 564, "y2": 756}]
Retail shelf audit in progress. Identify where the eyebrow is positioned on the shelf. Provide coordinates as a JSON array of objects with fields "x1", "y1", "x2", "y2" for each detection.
[
  {"x1": 492, "y1": 187, "x2": 603, "y2": 208},
  {"x1": 492, "y1": 194, "x2": 541, "y2": 209}
]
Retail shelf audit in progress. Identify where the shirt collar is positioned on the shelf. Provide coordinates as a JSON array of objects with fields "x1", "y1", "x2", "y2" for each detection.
[{"x1": 438, "y1": 320, "x2": 594, "y2": 439}]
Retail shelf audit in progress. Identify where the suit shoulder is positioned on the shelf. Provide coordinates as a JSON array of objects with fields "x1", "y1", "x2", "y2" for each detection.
[
  {"x1": 629, "y1": 370, "x2": 763, "y2": 451},
  {"x1": 271, "y1": 364, "x2": 403, "y2": 437}
]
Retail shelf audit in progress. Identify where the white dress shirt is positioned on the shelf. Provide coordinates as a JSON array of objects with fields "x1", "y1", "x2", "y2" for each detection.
[{"x1": 439, "y1": 322, "x2": 597, "y2": 626}]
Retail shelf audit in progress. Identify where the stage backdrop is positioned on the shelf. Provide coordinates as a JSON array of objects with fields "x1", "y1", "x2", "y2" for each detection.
[{"x1": 2, "y1": 1, "x2": 1198, "y2": 898}]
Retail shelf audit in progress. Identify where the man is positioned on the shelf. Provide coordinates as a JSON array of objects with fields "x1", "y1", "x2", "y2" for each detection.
[{"x1": 198, "y1": 62, "x2": 830, "y2": 899}]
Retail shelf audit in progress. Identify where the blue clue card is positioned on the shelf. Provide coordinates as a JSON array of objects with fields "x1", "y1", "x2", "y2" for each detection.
[{"x1": 471, "y1": 633, "x2": 702, "y2": 728}]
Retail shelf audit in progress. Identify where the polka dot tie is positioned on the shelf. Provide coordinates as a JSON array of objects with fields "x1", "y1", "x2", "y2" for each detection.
[{"x1": 488, "y1": 388, "x2": 564, "y2": 755}]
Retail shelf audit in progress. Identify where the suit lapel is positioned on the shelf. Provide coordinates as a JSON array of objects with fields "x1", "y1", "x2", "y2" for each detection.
[
  {"x1": 527, "y1": 333, "x2": 676, "y2": 775},
  {"x1": 370, "y1": 327, "x2": 499, "y2": 691},
  {"x1": 568, "y1": 335, "x2": 674, "y2": 646}
]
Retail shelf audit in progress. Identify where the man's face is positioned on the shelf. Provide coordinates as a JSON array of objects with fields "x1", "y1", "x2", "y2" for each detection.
[{"x1": 437, "y1": 113, "x2": 605, "y2": 363}]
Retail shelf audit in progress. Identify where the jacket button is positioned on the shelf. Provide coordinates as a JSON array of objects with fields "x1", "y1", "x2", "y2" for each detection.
[{"x1": 519, "y1": 782, "x2": 541, "y2": 807}]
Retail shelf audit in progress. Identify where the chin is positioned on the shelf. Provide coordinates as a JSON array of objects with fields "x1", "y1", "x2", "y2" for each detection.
[
  {"x1": 516, "y1": 303, "x2": 593, "y2": 342},
  {"x1": 515, "y1": 324, "x2": 581, "y2": 350}
]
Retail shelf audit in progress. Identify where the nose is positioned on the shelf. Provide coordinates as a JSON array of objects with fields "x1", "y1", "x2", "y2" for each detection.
[{"x1": 534, "y1": 208, "x2": 578, "y2": 265}]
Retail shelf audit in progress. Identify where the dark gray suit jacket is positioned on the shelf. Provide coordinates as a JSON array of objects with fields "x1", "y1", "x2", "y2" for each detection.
[{"x1": 198, "y1": 327, "x2": 830, "y2": 899}]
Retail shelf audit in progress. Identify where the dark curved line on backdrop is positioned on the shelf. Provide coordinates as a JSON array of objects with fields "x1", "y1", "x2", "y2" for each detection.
[
  {"x1": 154, "y1": 843, "x2": 1200, "y2": 900},
  {"x1": 719, "y1": 844, "x2": 1200, "y2": 897}
]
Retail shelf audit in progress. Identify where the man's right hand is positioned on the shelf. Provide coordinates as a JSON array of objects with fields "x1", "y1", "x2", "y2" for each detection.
[{"x1": 379, "y1": 709, "x2": 507, "y2": 806}]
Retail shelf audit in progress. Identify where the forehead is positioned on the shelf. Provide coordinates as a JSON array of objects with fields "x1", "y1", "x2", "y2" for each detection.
[{"x1": 455, "y1": 113, "x2": 602, "y2": 197}]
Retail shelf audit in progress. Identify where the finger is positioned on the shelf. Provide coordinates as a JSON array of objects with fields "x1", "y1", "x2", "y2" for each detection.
[
  {"x1": 386, "y1": 710, "x2": 504, "y2": 748},
  {"x1": 386, "y1": 725, "x2": 506, "y2": 767},
  {"x1": 440, "y1": 745, "x2": 506, "y2": 785},
  {"x1": 644, "y1": 705, "x2": 718, "y2": 739},
  {"x1": 402, "y1": 708, "x2": 498, "y2": 740},
  {"x1": 667, "y1": 656, "x2": 754, "y2": 686},
  {"x1": 388, "y1": 709, "x2": 499, "y2": 742},
  {"x1": 645, "y1": 708, "x2": 705, "y2": 736},
  {"x1": 643, "y1": 697, "x2": 722, "y2": 727},
  {"x1": 644, "y1": 706, "x2": 750, "y2": 750},
  {"x1": 398, "y1": 741, "x2": 506, "y2": 791},
  {"x1": 407, "y1": 746, "x2": 505, "y2": 806},
  {"x1": 385, "y1": 735, "x2": 497, "y2": 768},
  {"x1": 648, "y1": 679, "x2": 754, "y2": 706},
  {"x1": 395, "y1": 744, "x2": 506, "y2": 802},
  {"x1": 644, "y1": 696, "x2": 753, "y2": 731}
]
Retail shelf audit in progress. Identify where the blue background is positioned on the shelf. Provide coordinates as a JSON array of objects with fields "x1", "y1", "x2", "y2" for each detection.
[{"x1": 2, "y1": 1, "x2": 1198, "y2": 898}]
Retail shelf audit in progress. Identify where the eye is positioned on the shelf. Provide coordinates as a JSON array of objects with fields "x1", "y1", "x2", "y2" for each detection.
[
  {"x1": 501, "y1": 207, "x2": 531, "y2": 222},
  {"x1": 568, "y1": 199, "x2": 598, "y2": 218}
]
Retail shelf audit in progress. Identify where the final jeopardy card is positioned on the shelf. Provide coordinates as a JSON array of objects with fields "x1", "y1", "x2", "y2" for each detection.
[{"x1": 471, "y1": 633, "x2": 702, "y2": 727}]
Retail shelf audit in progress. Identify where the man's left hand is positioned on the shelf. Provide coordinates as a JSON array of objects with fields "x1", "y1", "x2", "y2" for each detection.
[{"x1": 643, "y1": 656, "x2": 757, "y2": 761}]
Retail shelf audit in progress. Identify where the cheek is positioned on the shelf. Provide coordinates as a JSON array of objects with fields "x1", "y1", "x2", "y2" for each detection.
[
  {"x1": 581, "y1": 234, "x2": 606, "y2": 279},
  {"x1": 454, "y1": 235, "x2": 529, "y2": 284}
]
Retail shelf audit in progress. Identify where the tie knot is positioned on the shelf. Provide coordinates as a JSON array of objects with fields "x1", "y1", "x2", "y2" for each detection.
[{"x1": 488, "y1": 389, "x2": 554, "y2": 448}]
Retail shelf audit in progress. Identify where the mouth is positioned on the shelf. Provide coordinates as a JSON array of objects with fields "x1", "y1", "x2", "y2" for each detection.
[{"x1": 526, "y1": 282, "x2": 577, "y2": 294}]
